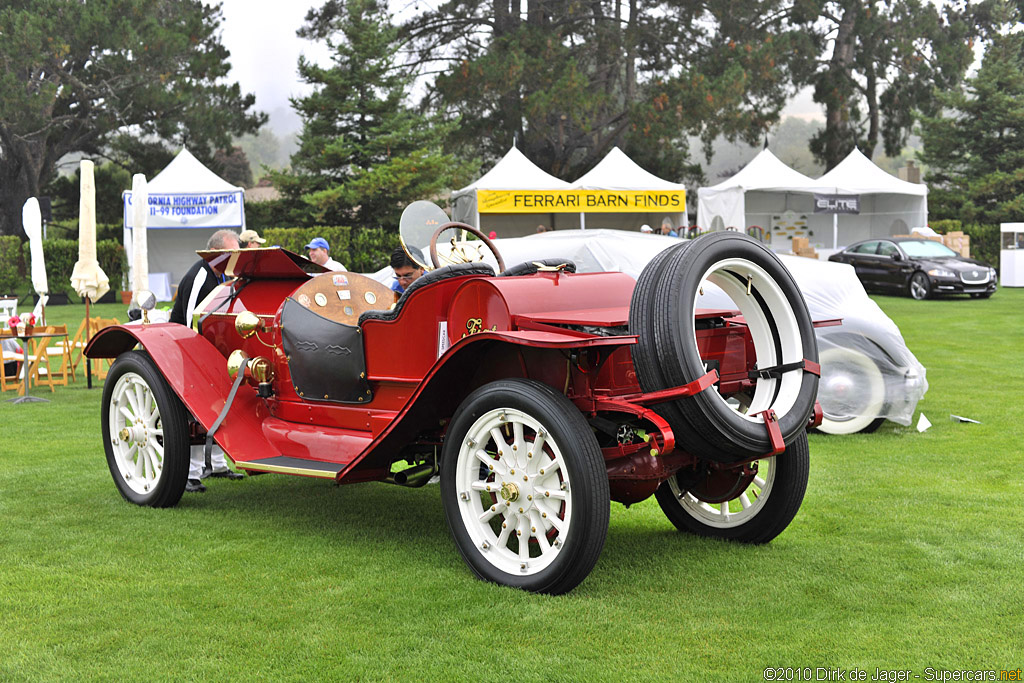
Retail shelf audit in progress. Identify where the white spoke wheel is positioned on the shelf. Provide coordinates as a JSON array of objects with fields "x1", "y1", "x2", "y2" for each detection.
[
  {"x1": 816, "y1": 346, "x2": 887, "y2": 435},
  {"x1": 440, "y1": 379, "x2": 609, "y2": 594},
  {"x1": 655, "y1": 431, "x2": 809, "y2": 543},
  {"x1": 101, "y1": 351, "x2": 190, "y2": 508}
]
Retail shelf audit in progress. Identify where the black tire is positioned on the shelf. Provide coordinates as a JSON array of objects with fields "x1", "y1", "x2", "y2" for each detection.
[
  {"x1": 908, "y1": 272, "x2": 931, "y2": 300},
  {"x1": 440, "y1": 379, "x2": 610, "y2": 594},
  {"x1": 860, "y1": 417, "x2": 886, "y2": 433},
  {"x1": 101, "y1": 350, "x2": 190, "y2": 507},
  {"x1": 628, "y1": 242, "x2": 692, "y2": 405},
  {"x1": 655, "y1": 431, "x2": 809, "y2": 543},
  {"x1": 630, "y1": 232, "x2": 818, "y2": 462}
]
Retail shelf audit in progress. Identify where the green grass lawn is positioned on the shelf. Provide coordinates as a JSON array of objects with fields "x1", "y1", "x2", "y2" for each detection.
[{"x1": 2, "y1": 292, "x2": 1022, "y2": 681}]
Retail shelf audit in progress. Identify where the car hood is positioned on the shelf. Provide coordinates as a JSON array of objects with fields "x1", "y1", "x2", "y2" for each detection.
[{"x1": 912, "y1": 256, "x2": 991, "y2": 273}]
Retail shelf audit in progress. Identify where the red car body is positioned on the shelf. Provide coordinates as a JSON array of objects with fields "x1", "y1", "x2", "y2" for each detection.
[{"x1": 87, "y1": 233, "x2": 824, "y2": 593}]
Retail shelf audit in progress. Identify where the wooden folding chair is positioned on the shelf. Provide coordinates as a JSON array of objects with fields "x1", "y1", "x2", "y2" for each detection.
[
  {"x1": 90, "y1": 317, "x2": 121, "y2": 380},
  {"x1": 26, "y1": 327, "x2": 57, "y2": 393},
  {"x1": 68, "y1": 316, "x2": 95, "y2": 379},
  {"x1": 37, "y1": 324, "x2": 72, "y2": 388}
]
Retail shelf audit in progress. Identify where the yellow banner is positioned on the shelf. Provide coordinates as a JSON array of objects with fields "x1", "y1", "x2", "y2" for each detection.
[{"x1": 477, "y1": 189, "x2": 686, "y2": 214}]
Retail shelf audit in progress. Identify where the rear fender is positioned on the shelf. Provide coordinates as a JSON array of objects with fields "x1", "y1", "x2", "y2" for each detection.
[
  {"x1": 85, "y1": 323, "x2": 276, "y2": 461},
  {"x1": 346, "y1": 331, "x2": 637, "y2": 478}
]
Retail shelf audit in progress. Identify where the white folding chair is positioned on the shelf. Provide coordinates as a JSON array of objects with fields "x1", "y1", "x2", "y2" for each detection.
[{"x1": 0, "y1": 297, "x2": 16, "y2": 327}]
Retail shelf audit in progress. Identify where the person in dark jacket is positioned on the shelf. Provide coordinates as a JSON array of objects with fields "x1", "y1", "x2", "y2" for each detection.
[
  {"x1": 169, "y1": 229, "x2": 240, "y2": 326},
  {"x1": 169, "y1": 229, "x2": 245, "y2": 493}
]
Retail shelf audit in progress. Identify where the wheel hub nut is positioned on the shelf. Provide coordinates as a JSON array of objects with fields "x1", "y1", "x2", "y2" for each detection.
[{"x1": 500, "y1": 482, "x2": 520, "y2": 503}]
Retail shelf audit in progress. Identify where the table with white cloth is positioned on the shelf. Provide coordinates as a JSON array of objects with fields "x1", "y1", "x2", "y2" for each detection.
[
  {"x1": 149, "y1": 272, "x2": 174, "y2": 301},
  {"x1": 1, "y1": 328, "x2": 69, "y2": 404}
]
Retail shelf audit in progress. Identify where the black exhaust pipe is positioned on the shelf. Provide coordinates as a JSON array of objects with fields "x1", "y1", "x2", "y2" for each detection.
[{"x1": 387, "y1": 463, "x2": 436, "y2": 488}]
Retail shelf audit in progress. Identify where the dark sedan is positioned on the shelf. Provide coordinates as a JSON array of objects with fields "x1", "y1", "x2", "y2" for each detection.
[{"x1": 828, "y1": 237, "x2": 997, "y2": 300}]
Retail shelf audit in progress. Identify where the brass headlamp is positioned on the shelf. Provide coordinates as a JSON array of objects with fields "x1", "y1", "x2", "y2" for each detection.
[{"x1": 227, "y1": 349, "x2": 276, "y2": 384}]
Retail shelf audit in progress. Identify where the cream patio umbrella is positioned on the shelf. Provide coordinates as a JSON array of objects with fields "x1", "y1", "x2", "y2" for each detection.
[
  {"x1": 22, "y1": 197, "x2": 48, "y2": 320},
  {"x1": 130, "y1": 173, "x2": 149, "y2": 304},
  {"x1": 69, "y1": 160, "x2": 110, "y2": 387}
]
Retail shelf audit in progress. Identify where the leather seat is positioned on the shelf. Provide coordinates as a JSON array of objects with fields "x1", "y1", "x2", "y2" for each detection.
[{"x1": 358, "y1": 262, "x2": 495, "y2": 325}]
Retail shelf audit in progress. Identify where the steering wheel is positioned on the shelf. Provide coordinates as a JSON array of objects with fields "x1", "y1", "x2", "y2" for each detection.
[{"x1": 429, "y1": 221, "x2": 506, "y2": 272}]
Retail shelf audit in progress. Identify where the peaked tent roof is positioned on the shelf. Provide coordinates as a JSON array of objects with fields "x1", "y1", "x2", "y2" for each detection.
[
  {"x1": 572, "y1": 146, "x2": 685, "y2": 191},
  {"x1": 816, "y1": 147, "x2": 927, "y2": 196},
  {"x1": 702, "y1": 148, "x2": 821, "y2": 193},
  {"x1": 147, "y1": 148, "x2": 241, "y2": 194},
  {"x1": 452, "y1": 146, "x2": 571, "y2": 198}
]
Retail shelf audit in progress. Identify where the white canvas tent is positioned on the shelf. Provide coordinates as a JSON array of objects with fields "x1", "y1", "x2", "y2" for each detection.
[
  {"x1": 451, "y1": 147, "x2": 573, "y2": 236},
  {"x1": 815, "y1": 147, "x2": 928, "y2": 247},
  {"x1": 452, "y1": 146, "x2": 687, "y2": 237},
  {"x1": 697, "y1": 148, "x2": 929, "y2": 253},
  {"x1": 122, "y1": 149, "x2": 245, "y2": 286},
  {"x1": 570, "y1": 146, "x2": 686, "y2": 231},
  {"x1": 697, "y1": 149, "x2": 824, "y2": 251}
]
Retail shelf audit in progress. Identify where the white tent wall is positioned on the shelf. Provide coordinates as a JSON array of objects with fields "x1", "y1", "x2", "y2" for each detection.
[
  {"x1": 122, "y1": 149, "x2": 245, "y2": 288},
  {"x1": 122, "y1": 228, "x2": 223, "y2": 286}
]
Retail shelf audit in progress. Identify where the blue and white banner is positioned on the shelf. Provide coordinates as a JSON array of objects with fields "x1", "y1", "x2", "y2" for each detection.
[{"x1": 123, "y1": 190, "x2": 245, "y2": 230}]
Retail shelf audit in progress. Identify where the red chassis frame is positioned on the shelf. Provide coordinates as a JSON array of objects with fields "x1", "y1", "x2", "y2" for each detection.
[{"x1": 86, "y1": 248, "x2": 827, "y2": 506}]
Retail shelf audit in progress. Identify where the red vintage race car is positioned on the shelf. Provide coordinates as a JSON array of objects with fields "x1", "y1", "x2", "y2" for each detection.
[{"x1": 86, "y1": 201, "x2": 824, "y2": 594}]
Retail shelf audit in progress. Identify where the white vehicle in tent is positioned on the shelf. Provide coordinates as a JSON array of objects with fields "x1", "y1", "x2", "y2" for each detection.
[{"x1": 444, "y1": 229, "x2": 928, "y2": 435}]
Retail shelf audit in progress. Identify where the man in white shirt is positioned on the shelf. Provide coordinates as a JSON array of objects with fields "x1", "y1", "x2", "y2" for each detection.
[
  {"x1": 169, "y1": 229, "x2": 246, "y2": 493},
  {"x1": 304, "y1": 237, "x2": 346, "y2": 271}
]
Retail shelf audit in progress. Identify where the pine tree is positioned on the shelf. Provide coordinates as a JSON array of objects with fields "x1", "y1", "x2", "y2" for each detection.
[
  {"x1": 402, "y1": 0, "x2": 818, "y2": 184},
  {"x1": 0, "y1": 0, "x2": 264, "y2": 236},
  {"x1": 274, "y1": 0, "x2": 469, "y2": 230},
  {"x1": 808, "y1": 0, "x2": 977, "y2": 170},
  {"x1": 919, "y1": 4, "x2": 1024, "y2": 225}
]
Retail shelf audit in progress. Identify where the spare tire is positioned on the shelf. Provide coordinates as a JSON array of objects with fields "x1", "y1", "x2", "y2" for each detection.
[{"x1": 629, "y1": 232, "x2": 818, "y2": 462}]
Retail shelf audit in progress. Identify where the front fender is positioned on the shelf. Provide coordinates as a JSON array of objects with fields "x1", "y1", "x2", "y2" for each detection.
[{"x1": 85, "y1": 323, "x2": 276, "y2": 461}]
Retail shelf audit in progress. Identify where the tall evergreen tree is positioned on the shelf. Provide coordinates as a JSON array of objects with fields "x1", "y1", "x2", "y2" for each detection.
[
  {"x1": 401, "y1": 0, "x2": 819, "y2": 184},
  {"x1": 919, "y1": 2, "x2": 1024, "y2": 225},
  {"x1": 0, "y1": 0, "x2": 264, "y2": 236},
  {"x1": 807, "y1": 0, "x2": 977, "y2": 170},
  {"x1": 275, "y1": 0, "x2": 469, "y2": 230}
]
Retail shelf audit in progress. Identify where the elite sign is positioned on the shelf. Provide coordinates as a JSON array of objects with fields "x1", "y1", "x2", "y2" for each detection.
[{"x1": 813, "y1": 194, "x2": 861, "y2": 215}]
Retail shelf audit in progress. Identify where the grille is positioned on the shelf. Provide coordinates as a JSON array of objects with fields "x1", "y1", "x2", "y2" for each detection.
[{"x1": 960, "y1": 269, "x2": 990, "y2": 285}]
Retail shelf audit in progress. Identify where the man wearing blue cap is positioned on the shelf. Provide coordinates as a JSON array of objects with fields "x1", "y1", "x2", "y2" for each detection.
[{"x1": 304, "y1": 237, "x2": 346, "y2": 271}]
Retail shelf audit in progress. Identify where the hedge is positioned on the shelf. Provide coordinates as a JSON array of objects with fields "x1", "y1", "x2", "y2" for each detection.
[
  {"x1": 0, "y1": 235, "x2": 24, "y2": 295},
  {"x1": 9, "y1": 239, "x2": 127, "y2": 299},
  {"x1": 260, "y1": 226, "x2": 400, "y2": 274}
]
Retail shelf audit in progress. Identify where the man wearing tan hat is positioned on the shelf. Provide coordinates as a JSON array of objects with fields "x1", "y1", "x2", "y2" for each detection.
[{"x1": 239, "y1": 229, "x2": 266, "y2": 248}]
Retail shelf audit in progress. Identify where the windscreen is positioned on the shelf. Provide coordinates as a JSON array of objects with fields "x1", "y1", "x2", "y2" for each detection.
[{"x1": 900, "y1": 240, "x2": 957, "y2": 258}]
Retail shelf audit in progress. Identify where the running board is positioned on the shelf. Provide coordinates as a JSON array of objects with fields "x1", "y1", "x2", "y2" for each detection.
[{"x1": 234, "y1": 456, "x2": 347, "y2": 479}]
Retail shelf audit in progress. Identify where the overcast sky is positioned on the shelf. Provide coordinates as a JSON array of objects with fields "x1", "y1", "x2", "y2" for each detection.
[
  {"x1": 209, "y1": 0, "x2": 331, "y2": 133},
  {"x1": 209, "y1": 0, "x2": 824, "y2": 135}
]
